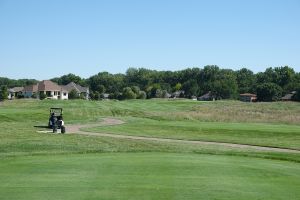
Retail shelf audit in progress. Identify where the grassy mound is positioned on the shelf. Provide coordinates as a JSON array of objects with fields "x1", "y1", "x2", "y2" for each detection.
[{"x1": 1, "y1": 153, "x2": 300, "y2": 200}]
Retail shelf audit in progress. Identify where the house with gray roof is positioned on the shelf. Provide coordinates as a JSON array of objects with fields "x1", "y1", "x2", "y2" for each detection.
[
  {"x1": 197, "y1": 91, "x2": 216, "y2": 101},
  {"x1": 8, "y1": 87, "x2": 24, "y2": 99},
  {"x1": 63, "y1": 82, "x2": 90, "y2": 100},
  {"x1": 281, "y1": 91, "x2": 297, "y2": 101}
]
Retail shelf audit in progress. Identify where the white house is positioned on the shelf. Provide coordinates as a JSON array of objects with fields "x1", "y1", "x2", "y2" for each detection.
[{"x1": 24, "y1": 80, "x2": 68, "y2": 99}]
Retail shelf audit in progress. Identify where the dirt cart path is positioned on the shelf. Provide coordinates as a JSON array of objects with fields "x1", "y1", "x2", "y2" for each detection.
[{"x1": 66, "y1": 118, "x2": 300, "y2": 154}]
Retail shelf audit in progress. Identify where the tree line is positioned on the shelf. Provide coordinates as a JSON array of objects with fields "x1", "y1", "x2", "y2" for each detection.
[{"x1": 1, "y1": 66, "x2": 300, "y2": 101}]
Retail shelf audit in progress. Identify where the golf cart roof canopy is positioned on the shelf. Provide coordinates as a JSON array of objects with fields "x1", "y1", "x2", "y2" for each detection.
[{"x1": 50, "y1": 108, "x2": 63, "y2": 116}]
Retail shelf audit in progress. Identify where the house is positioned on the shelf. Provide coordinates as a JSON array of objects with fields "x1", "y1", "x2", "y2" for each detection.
[
  {"x1": 281, "y1": 91, "x2": 297, "y2": 101},
  {"x1": 8, "y1": 87, "x2": 24, "y2": 99},
  {"x1": 239, "y1": 93, "x2": 257, "y2": 102},
  {"x1": 171, "y1": 90, "x2": 185, "y2": 98},
  {"x1": 63, "y1": 82, "x2": 90, "y2": 100},
  {"x1": 23, "y1": 84, "x2": 38, "y2": 98},
  {"x1": 24, "y1": 80, "x2": 68, "y2": 100},
  {"x1": 198, "y1": 91, "x2": 216, "y2": 101},
  {"x1": 102, "y1": 93, "x2": 110, "y2": 99},
  {"x1": 38, "y1": 80, "x2": 68, "y2": 100},
  {"x1": 164, "y1": 92, "x2": 172, "y2": 98},
  {"x1": 191, "y1": 96, "x2": 197, "y2": 100}
]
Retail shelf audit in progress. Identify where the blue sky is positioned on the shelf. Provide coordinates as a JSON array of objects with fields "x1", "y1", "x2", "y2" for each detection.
[{"x1": 0, "y1": 0, "x2": 299, "y2": 80}]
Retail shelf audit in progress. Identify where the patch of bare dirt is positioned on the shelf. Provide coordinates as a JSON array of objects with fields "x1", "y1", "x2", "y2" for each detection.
[{"x1": 66, "y1": 118, "x2": 124, "y2": 133}]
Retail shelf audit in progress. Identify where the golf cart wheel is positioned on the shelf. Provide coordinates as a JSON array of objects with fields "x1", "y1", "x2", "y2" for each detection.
[{"x1": 61, "y1": 126, "x2": 66, "y2": 134}]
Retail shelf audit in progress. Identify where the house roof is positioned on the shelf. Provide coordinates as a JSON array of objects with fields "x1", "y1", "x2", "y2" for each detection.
[
  {"x1": 24, "y1": 84, "x2": 38, "y2": 92},
  {"x1": 199, "y1": 91, "x2": 214, "y2": 99},
  {"x1": 282, "y1": 93, "x2": 294, "y2": 100},
  {"x1": 172, "y1": 90, "x2": 184, "y2": 97},
  {"x1": 240, "y1": 93, "x2": 257, "y2": 97},
  {"x1": 38, "y1": 80, "x2": 61, "y2": 91},
  {"x1": 64, "y1": 82, "x2": 89, "y2": 93},
  {"x1": 24, "y1": 80, "x2": 67, "y2": 92},
  {"x1": 281, "y1": 91, "x2": 297, "y2": 100},
  {"x1": 9, "y1": 87, "x2": 24, "y2": 93}
]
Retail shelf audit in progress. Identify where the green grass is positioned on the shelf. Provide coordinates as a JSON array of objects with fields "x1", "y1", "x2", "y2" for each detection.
[
  {"x1": 0, "y1": 99, "x2": 300, "y2": 199},
  {"x1": 1, "y1": 153, "x2": 300, "y2": 200},
  {"x1": 85, "y1": 117, "x2": 300, "y2": 150}
]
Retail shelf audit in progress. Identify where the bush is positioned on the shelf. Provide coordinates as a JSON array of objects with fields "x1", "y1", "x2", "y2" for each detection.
[
  {"x1": 69, "y1": 89, "x2": 79, "y2": 99},
  {"x1": 39, "y1": 93, "x2": 46, "y2": 100},
  {"x1": 137, "y1": 91, "x2": 147, "y2": 99},
  {"x1": 31, "y1": 93, "x2": 37, "y2": 99},
  {"x1": 131, "y1": 86, "x2": 140, "y2": 95},
  {"x1": 122, "y1": 87, "x2": 136, "y2": 99},
  {"x1": 17, "y1": 93, "x2": 24, "y2": 99}
]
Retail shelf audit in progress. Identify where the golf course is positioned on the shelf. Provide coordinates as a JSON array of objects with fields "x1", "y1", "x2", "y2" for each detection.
[{"x1": 0, "y1": 99, "x2": 300, "y2": 200}]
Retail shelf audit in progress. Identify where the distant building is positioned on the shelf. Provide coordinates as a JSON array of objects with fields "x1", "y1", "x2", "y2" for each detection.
[
  {"x1": 8, "y1": 87, "x2": 24, "y2": 99},
  {"x1": 63, "y1": 82, "x2": 90, "y2": 100},
  {"x1": 281, "y1": 91, "x2": 297, "y2": 101},
  {"x1": 23, "y1": 84, "x2": 38, "y2": 98},
  {"x1": 102, "y1": 93, "x2": 110, "y2": 100},
  {"x1": 191, "y1": 96, "x2": 197, "y2": 100},
  {"x1": 39, "y1": 80, "x2": 68, "y2": 100},
  {"x1": 24, "y1": 80, "x2": 68, "y2": 99},
  {"x1": 239, "y1": 93, "x2": 257, "y2": 102},
  {"x1": 7, "y1": 80, "x2": 91, "y2": 100},
  {"x1": 198, "y1": 91, "x2": 216, "y2": 101},
  {"x1": 171, "y1": 90, "x2": 185, "y2": 98}
]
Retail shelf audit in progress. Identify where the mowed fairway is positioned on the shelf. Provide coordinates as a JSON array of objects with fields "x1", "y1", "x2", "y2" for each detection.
[
  {"x1": 0, "y1": 99, "x2": 300, "y2": 199},
  {"x1": 1, "y1": 153, "x2": 300, "y2": 200},
  {"x1": 86, "y1": 117, "x2": 300, "y2": 150}
]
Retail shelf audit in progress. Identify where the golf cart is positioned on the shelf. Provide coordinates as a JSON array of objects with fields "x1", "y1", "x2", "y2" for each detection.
[{"x1": 49, "y1": 107, "x2": 66, "y2": 133}]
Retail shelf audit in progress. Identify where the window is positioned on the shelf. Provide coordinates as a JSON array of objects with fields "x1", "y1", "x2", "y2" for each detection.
[{"x1": 63, "y1": 92, "x2": 67, "y2": 96}]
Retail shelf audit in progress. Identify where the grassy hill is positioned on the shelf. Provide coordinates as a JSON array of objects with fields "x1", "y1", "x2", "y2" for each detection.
[{"x1": 0, "y1": 99, "x2": 299, "y2": 199}]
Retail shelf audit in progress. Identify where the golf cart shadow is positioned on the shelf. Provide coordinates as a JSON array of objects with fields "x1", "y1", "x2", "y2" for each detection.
[{"x1": 34, "y1": 125, "x2": 64, "y2": 134}]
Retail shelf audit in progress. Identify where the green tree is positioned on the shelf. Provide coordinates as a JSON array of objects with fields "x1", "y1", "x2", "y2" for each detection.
[
  {"x1": 131, "y1": 86, "x2": 140, "y2": 95},
  {"x1": 122, "y1": 87, "x2": 136, "y2": 99},
  {"x1": 51, "y1": 73, "x2": 84, "y2": 85},
  {"x1": 137, "y1": 91, "x2": 147, "y2": 99},
  {"x1": 236, "y1": 68, "x2": 256, "y2": 93},
  {"x1": 256, "y1": 83, "x2": 282, "y2": 101},
  {"x1": 0, "y1": 85, "x2": 8, "y2": 101},
  {"x1": 68, "y1": 89, "x2": 79, "y2": 99},
  {"x1": 97, "y1": 85, "x2": 106, "y2": 94},
  {"x1": 293, "y1": 88, "x2": 300, "y2": 101},
  {"x1": 182, "y1": 80, "x2": 199, "y2": 97},
  {"x1": 88, "y1": 72, "x2": 124, "y2": 94},
  {"x1": 174, "y1": 83, "x2": 182, "y2": 91},
  {"x1": 146, "y1": 84, "x2": 161, "y2": 98}
]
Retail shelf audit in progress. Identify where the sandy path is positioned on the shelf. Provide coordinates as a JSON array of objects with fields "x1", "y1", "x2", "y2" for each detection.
[{"x1": 66, "y1": 118, "x2": 300, "y2": 154}]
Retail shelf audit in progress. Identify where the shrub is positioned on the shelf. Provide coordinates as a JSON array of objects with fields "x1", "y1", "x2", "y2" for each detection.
[
  {"x1": 122, "y1": 87, "x2": 136, "y2": 99},
  {"x1": 137, "y1": 91, "x2": 147, "y2": 99},
  {"x1": 69, "y1": 89, "x2": 79, "y2": 99},
  {"x1": 39, "y1": 93, "x2": 46, "y2": 100}
]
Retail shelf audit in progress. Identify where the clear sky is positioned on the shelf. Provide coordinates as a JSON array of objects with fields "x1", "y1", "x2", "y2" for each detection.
[{"x1": 0, "y1": 0, "x2": 299, "y2": 80}]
